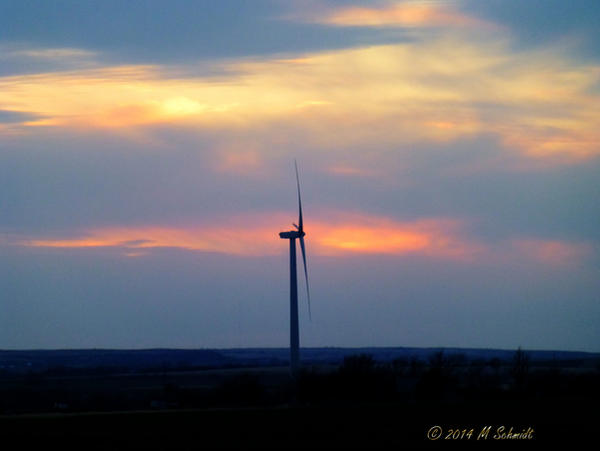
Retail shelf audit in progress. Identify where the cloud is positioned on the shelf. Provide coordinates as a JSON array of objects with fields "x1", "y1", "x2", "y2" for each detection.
[
  {"x1": 312, "y1": 213, "x2": 480, "y2": 259},
  {"x1": 0, "y1": 109, "x2": 41, "y2": 124},
  {"x1": 0, "y1": 44, "x2": 100, "y2": 76},
  {"x1": 12, "y1": 212, "x2": 479, "y2": 260},
  {"x1": 8, "y1": 47, "x2": 96, "y2": 61},
  {"x1": 1, "y1": 35, "x2": 598, "y2": 163},
  {"x1": 18, "y1": 224, "x2": 279, "y2": 256},
  {"x1": 4, "y1": 0, "x2": 396, "y2": 68},
  {"x1": 326, "y1": 165, "x2": 377, "y2": 177},
  {"x1": 510, "y1": 238, "x2": 593, "y2": 267},
  {"x1": 12, "y1": 212, "x2": 594, "y2": 271},
  {"x1": 311, "y1": 1, "x2": 496, "y2": 30},
  {"x1": 462, "y1": 0, "x2": 600, "y2": 60}
]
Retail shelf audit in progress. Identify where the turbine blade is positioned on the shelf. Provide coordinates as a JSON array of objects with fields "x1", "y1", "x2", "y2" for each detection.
[
  {"x1": 295, "y1": 160, "x2": 303, "y2": 232},
  {"x1": 299, "y1": 236, "x2": 311, "y2": 321}
]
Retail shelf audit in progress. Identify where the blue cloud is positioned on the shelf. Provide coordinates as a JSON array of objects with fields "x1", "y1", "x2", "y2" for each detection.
[
  {"x1": 0, "y1": 109, "x2": 41, "y2": 123},
  {"x1": 464, "y1": 0, "x2": 600, "y2": 60},
  {"x1": 0, "y1": 0, "x2": 406, "y2": 67}
]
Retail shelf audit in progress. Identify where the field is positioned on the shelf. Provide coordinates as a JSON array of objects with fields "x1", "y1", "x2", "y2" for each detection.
[
  {"x1": 1, "y1": 348, "x2": 598, "y2": 448},
  {"x1": 2, "y1": 397, "x2": 594, "y2": 448}
]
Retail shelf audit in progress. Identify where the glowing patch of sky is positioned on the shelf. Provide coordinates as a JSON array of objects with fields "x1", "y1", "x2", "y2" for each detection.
[{"x1": 1, "y1": 39, "x2": 598, "y2": 161}]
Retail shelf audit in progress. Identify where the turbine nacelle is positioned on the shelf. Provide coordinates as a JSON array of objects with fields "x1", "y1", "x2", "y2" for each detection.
[{"x1": 279, "y1": 230, "x2": 304, "y2": 239}]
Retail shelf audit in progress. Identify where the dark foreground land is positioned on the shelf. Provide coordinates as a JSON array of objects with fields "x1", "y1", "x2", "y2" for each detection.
[
  {"x1": 1, "y1": 347, "x2": 598, "y2": 448},
  {"x1": 2, "y1": 398, "x2": 594, "y2": 449}
]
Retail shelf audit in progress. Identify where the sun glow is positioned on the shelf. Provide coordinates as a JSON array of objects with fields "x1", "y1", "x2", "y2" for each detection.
[{"x1": 319, "y1": 227, "x2": 429, "y2": 253}]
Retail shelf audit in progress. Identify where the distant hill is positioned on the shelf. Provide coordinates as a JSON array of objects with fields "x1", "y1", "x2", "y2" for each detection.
[
  {"x1": 1, "y1": 347, "x2": 598, "y2": 374},
  {"x1": 0, "y1": 349, "x2": 231, "y2": 374}
]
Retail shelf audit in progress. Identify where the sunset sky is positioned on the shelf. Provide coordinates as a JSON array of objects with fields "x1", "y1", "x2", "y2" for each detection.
[{"x1": 1, "y1": 0, "x2": 599, "y2": 351}]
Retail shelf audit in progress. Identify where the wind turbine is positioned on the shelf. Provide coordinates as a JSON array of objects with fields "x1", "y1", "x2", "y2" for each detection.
[{"x1": 279, "y1": 161, "x2": 311, "y2": 377}]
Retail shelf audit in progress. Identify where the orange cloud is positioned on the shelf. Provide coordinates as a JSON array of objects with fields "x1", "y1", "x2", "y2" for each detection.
[
  {"x1": 14, "y1": 216, "x2": 593, "y2": 268},
  {"x1": 319, "y1": 2, "x2": 494, "y2": 29},
  {"x1": 213, "y1": 140, "x2": 265, "y2": 175},
  {"x1": 15, "y1": 212, "x2": 479, "y2": 260},
  {"x1": 0, "y1": 65, "x2": 246, "y2": 130},
  {"x1": 21, "y1": 224, "x2": 280, "y2": 256},
  {"x1": 326, "y1": 165, "x2": 377, "y2": 177},
  {"x1": 310, "y1": 213, "x2": 479, "y2": 259},
  {"x1": 502, "y1": 129, "x2": 600, "y2": 161},
  {"x1": 1, "y1": 39, "x2": 599, "y2": 163},
  {"x1": 511, "y1": 239, "x2": 592, "y2": 267}
]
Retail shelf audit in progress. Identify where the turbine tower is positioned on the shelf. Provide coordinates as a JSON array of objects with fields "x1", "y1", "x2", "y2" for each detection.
[{"x1": 279, "y1": 161, "x2": 311, "y2": 378}]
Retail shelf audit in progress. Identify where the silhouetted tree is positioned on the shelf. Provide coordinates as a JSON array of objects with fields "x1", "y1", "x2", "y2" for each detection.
[
  {"x1": 415, "y1": 351, "x2": 460, "y2": 400},
  {"x1": 335, "y1": 354, "x2": 396, "y2": 401},
  {"x1": 429, "y1": 350, "x2": 446, "y2": 369}
]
